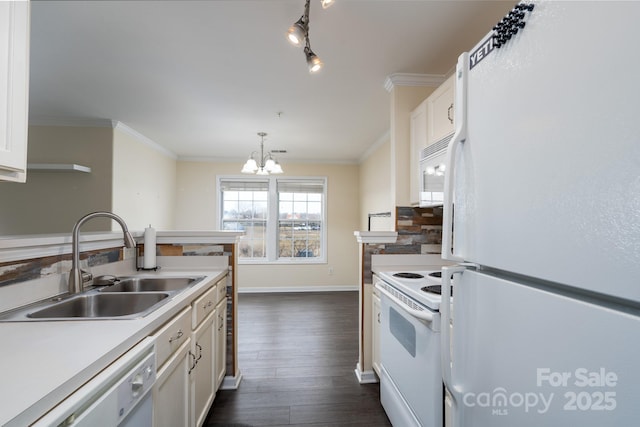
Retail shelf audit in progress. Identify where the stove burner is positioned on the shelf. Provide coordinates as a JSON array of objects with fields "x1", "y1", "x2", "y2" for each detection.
[
  {"x1": 428, "y1": 271, "x2": 442, "y2": 278},
  {"x1": 393, "y1": 272, "x2": 424, "y2": 279},
  {"x1": 421, "y1": 285, "x2": 453, "y2": 296}
]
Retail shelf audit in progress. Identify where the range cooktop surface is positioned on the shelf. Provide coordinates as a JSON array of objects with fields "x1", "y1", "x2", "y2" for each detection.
[{"x1": 377, "y1": 270, "x2": 449, "y2": 310}]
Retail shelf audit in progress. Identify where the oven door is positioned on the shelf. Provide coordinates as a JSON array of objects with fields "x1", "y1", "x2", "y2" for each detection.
[{"x1": 377, "y1": 283, "x2": 442, "y2": 427}]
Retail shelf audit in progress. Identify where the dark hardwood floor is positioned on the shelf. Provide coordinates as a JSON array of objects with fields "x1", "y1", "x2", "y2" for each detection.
[{"x1": 204, "y1": 291, "x2": 391, "y2": 427}]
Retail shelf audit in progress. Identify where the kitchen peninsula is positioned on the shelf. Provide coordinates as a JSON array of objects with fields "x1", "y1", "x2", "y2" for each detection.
[{"x1": 0, "y1": 230, "x2": 241, "y2": 426}]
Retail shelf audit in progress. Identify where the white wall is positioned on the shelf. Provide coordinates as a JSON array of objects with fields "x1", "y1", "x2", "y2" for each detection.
[
  {"x1": 0, "y1": 125, "x2": 114, "y2": 234},
  {"x1": 112, "y1": 126, "x2": 177, "y2": 231},
  {"x1": 358, "y1": 136, "x2": 393, "y2": 231},
  {"x1": 175, "y1": 161, "x2": 360, "y2": 290}
]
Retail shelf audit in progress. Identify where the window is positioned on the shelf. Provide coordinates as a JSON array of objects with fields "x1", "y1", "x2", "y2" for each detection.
[{"x1": 218, "y1": 176, "x2": 326, "y2": 263}]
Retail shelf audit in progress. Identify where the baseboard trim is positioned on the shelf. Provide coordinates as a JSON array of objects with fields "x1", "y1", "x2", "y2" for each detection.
[
  {"x1": 238, "y1": 285, "x2": 358, "y2": 293},
  {"x1": 220, "y1": 371, "x2": 243, "y2": 390},
  {"x1": 354, "y1": 364, "x2": 379, "y2": 384}
]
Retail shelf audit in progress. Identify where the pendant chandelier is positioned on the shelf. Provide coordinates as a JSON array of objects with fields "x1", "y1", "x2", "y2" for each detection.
[
  {"x1": 241, "y1": 132, "x2": 283, "y2": 175},
  {"x1": 286, "y1": 0, "x2": 335, "y2": 73}
]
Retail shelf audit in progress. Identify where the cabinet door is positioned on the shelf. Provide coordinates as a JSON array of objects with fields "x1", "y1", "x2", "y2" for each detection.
[
  {"x1": 154, "y1": 339, "x2": 191, "y2": 427},
  {"x1": 371, "y1": 292, "x2": 381, "y2": 376},
  {"x1": 0, "y1": 1, "x2": 29, "y2": 183},
  {"x1": 427, "y1": 74, "x2": 455, "y2": 145},
  {"x1": 190, "y1": 312, "x2": 215, "y2": 427},
  {"x1": 409, "y1": 99, "x2": 428, "y2": 205},
  {"x1": 154, "y1": 306, "x2": 191, "y2": 369},
  {"x1": 214, "y1": 298, "x2": 227, "y2": 390}
]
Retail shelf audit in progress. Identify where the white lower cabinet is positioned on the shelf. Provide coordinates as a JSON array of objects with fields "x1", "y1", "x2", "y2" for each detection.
[
  {"x1": 214, "y1": 298, "x2": 227, "y2": 389},
  {"x1": 371, "y1": 290, "x2": 381, "y2": 376},
  {"x1": 190, "y1": 311, "x2": 215, "y2": 427},
  {"x1": 154, "y1": 339, "x2": 191, "y2": 427},
  {"x1": 151, "y1": 274, "x2": 228, "y2": 427},
  {"x1": 152, "y1": 306, "x2": 192, "y2": 427},
  {"x1": 189, "y1": 283, "x2": 219, "y2": 427}
]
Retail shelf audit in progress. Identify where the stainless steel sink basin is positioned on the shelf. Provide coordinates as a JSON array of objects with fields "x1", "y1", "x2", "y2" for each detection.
[
  {"x1": 99, "y1": 276, "x2": 204, "y2": 293},
  {"x1": 27, "y1": 293, "x2": 170, "y2": 320},
  {"x1": 0, "y1": 274, "x2": 208, "y2": 322}
]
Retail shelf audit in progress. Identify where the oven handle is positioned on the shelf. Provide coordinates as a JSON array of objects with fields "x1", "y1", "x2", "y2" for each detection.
[{"x1": 374, "y1": 283, "x2": 434, "y2": 323}]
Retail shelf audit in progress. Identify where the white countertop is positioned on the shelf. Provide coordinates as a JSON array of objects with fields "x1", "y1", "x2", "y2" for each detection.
[{"x1": 0, "y1": 267, "x2": 228, "y2": 427}]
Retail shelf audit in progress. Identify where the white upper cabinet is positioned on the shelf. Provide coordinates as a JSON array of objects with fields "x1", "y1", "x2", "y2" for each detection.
[
  {"x1": 409, "y1": 99, "x2": 428, "y2": 205},
  {"x1": 426, "y1": 74, "x2": 455, "y2": 146},
  {"x1": 0, "y1": 0, "x2": 30, "y2": 183}
]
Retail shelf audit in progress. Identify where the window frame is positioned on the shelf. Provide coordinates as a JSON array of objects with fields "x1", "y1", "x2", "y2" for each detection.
[{"x1": 217, "y1": 175, "x2": 327, "y2": 265}]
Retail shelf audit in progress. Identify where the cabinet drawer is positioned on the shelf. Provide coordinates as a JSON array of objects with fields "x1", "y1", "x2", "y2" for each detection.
[
  {"x1": 153, "y1": 306, "x2": 192, "y2": 368},
  {"x1": 215, "y1": 276, "x2": 227, "y2": 303},
  {"x1": 192, "y1": 285, "x2": 217, "y2": 328}
]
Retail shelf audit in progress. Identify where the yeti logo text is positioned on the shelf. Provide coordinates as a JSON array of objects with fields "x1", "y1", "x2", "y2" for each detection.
[{"x1": 470, "y1": 37, "x2": 494, "y2": 70}]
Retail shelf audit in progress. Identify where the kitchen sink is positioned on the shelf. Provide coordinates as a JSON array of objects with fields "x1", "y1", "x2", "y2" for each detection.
[
  {"x1": 26, "y1": 293, "x2": 170, "y2": 320},
  {"x1": 99, "y1": 276, "x2": 204, "y2": 293},
  {"x1": 0, "y1": 275, "x2": 208, "y2": 322}
]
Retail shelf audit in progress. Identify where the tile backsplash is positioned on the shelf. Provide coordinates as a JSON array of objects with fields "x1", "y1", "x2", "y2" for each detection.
[
  {"x1": 1, "y1": 243, "x2": 233, "y2": 288},
  {"x1": 362, "y1": 206, "x2": 443, "y2": 283}
]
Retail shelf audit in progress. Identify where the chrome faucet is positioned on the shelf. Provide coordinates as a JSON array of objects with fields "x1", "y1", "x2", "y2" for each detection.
[{"x1": 69, "y1": 211, "x2": 136, "y2": 295}]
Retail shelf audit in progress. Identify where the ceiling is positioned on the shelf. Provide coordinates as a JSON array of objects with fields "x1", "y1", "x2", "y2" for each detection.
[{"x1": 28, "y1": 0, "x2": 516, "y2": 164}]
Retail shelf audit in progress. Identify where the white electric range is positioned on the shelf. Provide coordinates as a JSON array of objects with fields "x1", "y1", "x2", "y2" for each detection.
[
  {"x1": 374, "y1": 269, "x2": 449, "y2": 427},
  {"x1": 376, "y1": 270, "x2": 446, "y2": 310}
]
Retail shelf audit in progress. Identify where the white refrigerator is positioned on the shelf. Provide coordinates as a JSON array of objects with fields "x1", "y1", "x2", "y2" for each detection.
[{"x1": 441, "y1": 1, "x2": 640, "y2": 426}]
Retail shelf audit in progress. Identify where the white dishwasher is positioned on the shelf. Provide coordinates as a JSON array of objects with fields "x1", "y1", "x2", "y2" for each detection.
[{"x1": 33, "y1": 337, "x2": 156, "y2": 427}]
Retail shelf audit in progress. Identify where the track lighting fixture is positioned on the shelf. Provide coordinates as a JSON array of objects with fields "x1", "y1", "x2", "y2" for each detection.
[
  {"x1": 305, "y1": 45, "x2": 323, "y2": 73},
  {"x1": 241, "y1": 132, "x2": 284, "y2": 175},
  {"x1": 287, "y1": 0, "x2": 333, "y2": 73}
]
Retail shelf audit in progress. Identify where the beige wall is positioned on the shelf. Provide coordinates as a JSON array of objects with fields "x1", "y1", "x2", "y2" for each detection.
[
  {"x1": 0, "y1": 126, "x2": 114, "y2": 234},
  {"x1": 175, "y1": 161, "x2": 360, "y2": 290},
  {"x1": 390, "y1": 85, "x2": 435, "y2": 211},
  {"x1": 112, "y1": 127, "x2": 177, "y2": 230},
  {"x1": 358, "y1": 137, "x2": 393, "y2": 231}
]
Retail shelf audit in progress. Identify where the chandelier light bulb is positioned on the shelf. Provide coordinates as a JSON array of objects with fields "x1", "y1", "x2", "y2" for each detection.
[
  {"x1": 271, "y1": 161, "x2": 284, "y2": 174},
  {"x1": 264, "y1": 157, "x2": 276, "y2": 172},
  {"x1": 241, "y1": 157, "x2": 258, "y2": 174}
]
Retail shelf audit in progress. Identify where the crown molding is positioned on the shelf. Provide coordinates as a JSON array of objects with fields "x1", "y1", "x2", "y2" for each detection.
[
  {"x1": 114, "y1": 122, "x2": 177, "y2": 159},
  {"x1": 383, "y1": 73, "x2": 446, "y2": 92},
  {"x1": 358, "y1": 130, "x2": 390, "y2": 164},
  {"x1": 28, "y1": 117, "x2": 177, "y2": 160},
  {"x1": 29, "y1": 116, "x2": 117, "y2": 128}
]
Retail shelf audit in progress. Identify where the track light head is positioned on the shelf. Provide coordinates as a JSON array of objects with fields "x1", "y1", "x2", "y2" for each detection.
[
  {"x1": 287, "y1": 17, "x2": 307, "y2": 46},
  {"x1": 305, "y1": 46, "x2": 323, "y2": 73}
]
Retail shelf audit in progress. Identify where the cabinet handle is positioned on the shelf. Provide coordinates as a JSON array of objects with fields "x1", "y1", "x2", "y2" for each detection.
[
  {"x1": 196, "y1": 343, "x2": 203, "y2": 362},
  {"x1": 204, "y1": 300, "x2": 213, "y2": 309},
  {"x1": 188, "y1": 351, "x2": 197, "y2": 373},
  {"x1": 168, "y1": 329, "x2": 183, "y2": 343},
  {"x1": 377, "y1": 312, "x2": 381, "y2": 324},
  {"x1": 447, "y1": 103, "x2": 454, "y2": 124}
]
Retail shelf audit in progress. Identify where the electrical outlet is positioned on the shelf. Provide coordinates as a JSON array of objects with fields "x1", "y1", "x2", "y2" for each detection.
[{"x1": 328, "y1": 267, "x2": 334, "y2": 275}]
